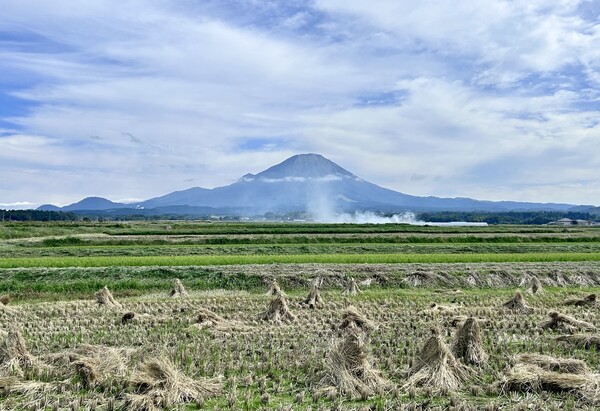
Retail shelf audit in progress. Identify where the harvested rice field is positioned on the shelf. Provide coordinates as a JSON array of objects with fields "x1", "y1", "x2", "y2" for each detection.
[
  {"x1": 0, "y1": 221, "x2": 599, "y2": 410},
  {"x1": 1, "y1": 283, "x2": 600, "y2": 410}
]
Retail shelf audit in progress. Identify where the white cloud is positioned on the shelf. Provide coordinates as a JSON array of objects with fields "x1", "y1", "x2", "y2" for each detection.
[
  {"x1": 302, "y1": 76, "x2": 600, "y2": 201},
  {"x1": 114, "y1": 198, "x2": 145, "y2": 204},
  {"x1": 258, "y1": 174, "x2": 346, "y2": 183},
  {"x1": 0, "y1": 202, "x2": 38, "y2": 210},
  {"x1": 316, "y1": 0, "x2": 600, "y2": 86},
  {"x1": 0, "y1": 0, "x2": 599, "y2": 206}
]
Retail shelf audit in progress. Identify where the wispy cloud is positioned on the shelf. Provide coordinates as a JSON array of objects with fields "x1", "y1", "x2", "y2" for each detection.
[
  {"x1": 247, "y1": 174, "x2": 346, "y2": 183},
  {"x1": 0, "y1": 201, "x2": 38, "y2": 209},
  {"x1": 0, "y1": 0, "x2": 599, "y2": 206}
]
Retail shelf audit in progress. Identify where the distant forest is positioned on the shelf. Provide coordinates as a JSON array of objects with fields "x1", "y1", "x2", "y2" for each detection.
[
  {"x1": 0, "y1": 209, "x2": 79, "y2": 221},
  {"x1": 416, "y1": 211, "x2": 599, "y2": 225},
  {"x1": 1, "y1": 209, "x2": 599, "y2": 225}
]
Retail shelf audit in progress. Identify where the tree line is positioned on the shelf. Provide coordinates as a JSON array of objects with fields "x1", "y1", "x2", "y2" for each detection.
[
  {"x1": 416, "y1": 211, "x2": 599, "y2": 225},
  {"x1": 0, "y1": 209, "x2": 79, "y2": 221},
  {"x1": 2, "y1": 209, "x2": 598, "y2": 225}
]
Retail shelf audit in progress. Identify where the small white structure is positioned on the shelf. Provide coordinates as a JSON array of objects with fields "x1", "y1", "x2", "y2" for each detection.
[{"x1": 551, "y1": 218, "x2": 594, "y2": 226}]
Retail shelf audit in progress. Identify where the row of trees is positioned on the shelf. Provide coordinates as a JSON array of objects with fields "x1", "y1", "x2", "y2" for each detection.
[
  {"x1": 0, "y1": 209, "x2": 79, "y2": 222},
  {"x1": 2, "y1": 209, "x2": 598, "y2": 225},
  {"x1": 416, "y1": 211, "x2": 599, "y2": 225}
]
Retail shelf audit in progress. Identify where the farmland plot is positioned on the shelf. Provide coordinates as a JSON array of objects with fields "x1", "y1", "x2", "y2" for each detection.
[
  {"x1": 0, "y1": 222, "x2": 599, "y2": 409},
  {"x1": 0, "y1": 283, "x2": 599, "y2": 409}
]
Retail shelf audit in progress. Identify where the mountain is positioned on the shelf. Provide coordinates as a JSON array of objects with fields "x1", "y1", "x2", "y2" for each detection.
[
  {"x1": 38, "y1": 154, "x2": 583, "y2": 215},
  {"x1": 137, "y1": 153, "x2": 575, "y2": 214},
  {"x1": 254, "y1": 153, "x2": 353, "y2": 179},
  {"x1": 37, "y1": 204, "x2": 62, "y2": 211},
  {"x1": 61, "y1": 197, "x2": 128, "y2": 211},
  {"x1": 570, "y1": 205, "x2": 600, "y2": 215},
  {"x1": 139, "y1": 153, "x2": 414, "y2": 212}
]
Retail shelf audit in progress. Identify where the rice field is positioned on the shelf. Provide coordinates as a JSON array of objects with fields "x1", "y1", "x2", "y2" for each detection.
[
  {"x1": 1, "y1": 251, "x2": 600, "y2": 269},
  {"x1": 1, "y1": 284, "x2": 600, "y2": 410},
  {"x1": 0, "y1": 221, "x2": 599, "y2": 410},
  {"x1": 3, "y1": 220, "x2": 593, "y2": 240}
]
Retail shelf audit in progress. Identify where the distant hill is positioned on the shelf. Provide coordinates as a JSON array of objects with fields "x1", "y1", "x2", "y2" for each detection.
[
  {"x1": 38, "y1": 153, "x2": 585, "y2": 215},
  {"x1": 37, "y1": 204, "x2": 62, "y2": 211},
  {"x1": 38, "y1": 196, "x2": 129, "y2": 212},
  {"x1": 61, "y1": 196, "x2": 129, "y2": 211},
  {"x1": 569, "y1": 205, "x2": 600, "y2": 215}
]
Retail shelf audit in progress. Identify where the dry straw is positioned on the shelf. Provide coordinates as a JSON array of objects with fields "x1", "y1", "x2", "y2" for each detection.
[
  {"x1": 43, "y1": 344, "x2": 135, "y2": 387},
  {"x1": 69, "y1": 345, "x2": 135, "y2": 388},
  {"x1": 424, "y1": 303, "x2": 457, "y2": 315},
  {"x1": 191, "y1": 308, "x2": 249, "y2": 333},
  {"x1": 515, "y1": 354, "x2": 589, "y2": 375},
  {"x1": 196, "y1": 308, "x2": 226, "y2": 326},
  {"x1": 358, "y1": 278, "x2": 374, "y2": 287},
  {"x1": 1, "y1": 378, "x2": 71, "y2": 407},
  {"x1": 125, "y1": 357, "x2": 222, "y2": 410},
  {"x1": 447, "y1": 315, "x2": 488, "y2": 328},
  {"x1": 556, "y1": 271, "x2": 569, "y2": 286},
  {"x1": 501, "y1": 363, "x2": 600, "y2": 404},
  {"x1": 403, "y1": 325, "x2": 470, "y2": 392},
  {"x1": 259, "y1": 293, "x2": 297, "y2": 324},
  {"x1": 266, "y1": 279, "x2": 285, "y2": 296},
  {"x1": 452, "y1": 317, "x2": 488, "y2": 366},
  {"x1": 0, "y1": 327, "x2": 40, "y2": 377},
  {"x1": 317, "y1": 307, "x2": 389, "y2": 399},
  {"x1": 344, "y1": 278, "x2": 362, "y2": 296},
  {"x1": 95, "y1": 286, "x2": 122, "y2": 308},
  {"x1": 539, "y1": 311, "x2": 595, "y2": 333},
  {"x1": 527, "y1": 276, "x2": 544, "y2": 295},
  {"x1": 404, "y1": 270, "x2": 436, "y2": 287},
  {"x1": 556, "y1": 334, "x2": 600, "y2": 350},
  {"x1": 502, "y1": 291, "x2": 533, "y2": 314},
  {"x1": 339, "y1": 305, "x2": 377, "y2": 334},
  {"x1": 169, "y1": 278, "x2": 189, "y2": 298},
  {"x1": 303, "y1": 278, "x2": 324, "y2": 309},
  {"x1": 565, "y1": 294, "x2": 597, "y2": 307}
]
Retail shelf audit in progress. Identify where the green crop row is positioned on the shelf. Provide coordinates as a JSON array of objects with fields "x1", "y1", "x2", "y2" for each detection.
[
  {"x1": 4, "y1": 242, "x2": 600, "y2": 259},
  {"x1": 3, "y1": 220, "x2": 594, "y2": 240},
  {"x1": 1, "y1": 252, "x2": 599, "y2": 268},
  {"x1": 31, "y1": 234, "x2": 600, "y2": 248}
]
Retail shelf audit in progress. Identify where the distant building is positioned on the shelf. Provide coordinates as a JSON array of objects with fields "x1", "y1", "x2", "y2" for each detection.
[
  {"x1": 555, "y1": 218, "x2": 574, "y2": 226},
  {"x1": 550, "y1": 218, "x2": 595, "y2": 226}
]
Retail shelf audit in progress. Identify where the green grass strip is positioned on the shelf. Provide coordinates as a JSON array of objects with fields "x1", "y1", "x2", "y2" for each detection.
[
  {"x1": 18, "y1": 240, "x2": 600, "y2": 251},
  {"x1": 1, "y1": 252, "x2": 599, "y2": 268}
]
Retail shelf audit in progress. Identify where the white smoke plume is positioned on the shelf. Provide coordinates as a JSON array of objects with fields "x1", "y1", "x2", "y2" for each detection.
[
  {"x1": 322, "y1": 211, "x2": 423, "y2": 224},
  {"x1": 313, "y1": 210, "x2": 488, "y2": 226},
  {"x1": 306, "y1": 184, "x2": 488, "y2": 226}
]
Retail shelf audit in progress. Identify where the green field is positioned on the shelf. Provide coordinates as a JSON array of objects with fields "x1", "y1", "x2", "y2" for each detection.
[
  {"x1": 1, "y1": 221, "x2": 599, "y2": 410},
  {"x1": 1, "y1": 251, "x2": 600, "y2": 269},
  {"x1": 0, "y1": 220, "x2": 585, "y2": 239},
  {"x1": 0, "y1": 220, "x2": 599, "y2": 298},
  {"x1": 1, "y1": 221, "x2": 599, "y2": 267}
]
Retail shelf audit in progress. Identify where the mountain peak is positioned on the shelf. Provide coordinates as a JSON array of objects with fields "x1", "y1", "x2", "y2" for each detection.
[
  {"x1": 254, "y1": 153, "x2": 354, "y2": 179},
  {"x1": 62, "y1": 196, "x2": 126, "y2": 211}
]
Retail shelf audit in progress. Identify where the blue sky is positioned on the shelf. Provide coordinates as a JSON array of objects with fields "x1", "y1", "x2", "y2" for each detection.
[{"x1": 1, "y1": 0, "x2": 599, "y2": 208}]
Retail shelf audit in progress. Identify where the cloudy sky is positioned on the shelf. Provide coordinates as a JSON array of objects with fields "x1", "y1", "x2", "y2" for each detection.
[{"x1": 1, "y1": 0, "x2": 599, "y2": 208}]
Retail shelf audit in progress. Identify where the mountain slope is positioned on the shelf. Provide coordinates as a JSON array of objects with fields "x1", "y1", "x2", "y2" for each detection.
[
  {"x1": 38, "y1": 154, "x2": 581, "y2": 214},
  {"x1": 138, "y1": 154, "x2": 575, "y2": 213},
  {"x1": 61, "y1": 197, "x2": 128, "y2": 211},
  {"x1": 252, "y1": 152, "x2": 354, "y2": 179},
  {"x1": 37, "y1": 204, "x2": 62, "y2": 211}
]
